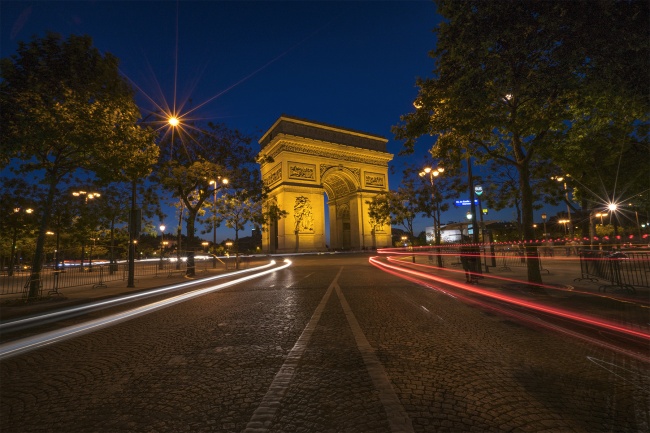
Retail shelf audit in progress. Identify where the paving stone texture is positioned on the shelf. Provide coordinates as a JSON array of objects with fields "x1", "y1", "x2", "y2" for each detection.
[{"x1": 1, "y1": 254, "x2": 648, "y2": 432}]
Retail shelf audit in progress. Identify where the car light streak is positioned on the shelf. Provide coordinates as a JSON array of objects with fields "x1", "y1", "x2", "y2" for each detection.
[
  {"x1": 389, "y1": 256, "x2": 650, "y2": 308},
  {"x1": 1, "y1": 261, "x2": 279, "y2": 332},
  {"x1": 369, "y1": 256, "x2": 650, "y2": 351},
  {"x1": 0, "y1": 260, "x2": 292, "y2": 360}
]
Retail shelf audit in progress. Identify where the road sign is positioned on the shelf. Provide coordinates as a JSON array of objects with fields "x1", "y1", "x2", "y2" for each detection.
[
  {"x1": 454, "y1": 199, "x2": 479, "y2": 206},
  {"x1": 475, "y1": 185, "x2": 483, "y2": 196}
]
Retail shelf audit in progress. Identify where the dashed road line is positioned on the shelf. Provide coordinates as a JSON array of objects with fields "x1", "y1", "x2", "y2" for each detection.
[
  {"x1": 335, "y1": 282, "x2": 414, "y2": 433},
  {"x1": 243, "y1": 268, "x2": 342, "y2": 433}
]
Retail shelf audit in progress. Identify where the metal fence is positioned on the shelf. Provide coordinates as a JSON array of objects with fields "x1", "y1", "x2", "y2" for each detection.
[
  {"x1": 417, "y1": 245, "x2": 547, "y2": 274},
  {"x1": 0, "y1": 257, "x2": 237, "y2": 298},
  {"x1": 494, "y1": 247, "x2": 548, "y2": 274},
  {"x1": 575, "y1": 250, "x2": 650, "y2": 294}
]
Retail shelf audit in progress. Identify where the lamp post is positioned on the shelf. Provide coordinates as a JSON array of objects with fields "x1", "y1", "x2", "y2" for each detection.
[
  {"x1": 419, "y1": 165, "x2": 444, "y2": 267},
  {"x1": 159, "y1": 224, "x2": 166, "y2": 269},
  {"x1": 608, "y1": 203, "x2": 619, "y2": 245},
  {"x1": 551, "y1": 176, "x2": 573, "y2": 238},
  {"x1": 72, "y1": 190, "x2": 100, "y2": 272},
  {"x1": 541, "y1": 213, "x2": 547, "y2": 241},
  {"x1": 88, "y1": 236, "x2": 96, "y2": 272},
  {"x1": 628, "y1": 203, "x2": 642, "y2": 240},
  {"x1": 466, "y1": 156, "x2": 482, "y2": 275},
  {"x1": 127, "y1": 111, "x2": 171, "y2": 287},
  {"x1": 9, "y1": 207, "x2": 34, "y2": 277},
  {"x1": 209, "y1": 177, "x2": 228, "y2": 268}
]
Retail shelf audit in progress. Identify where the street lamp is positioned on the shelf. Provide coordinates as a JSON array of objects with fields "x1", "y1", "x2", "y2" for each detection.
[
  {"x1": 159, "y1": 224, "x2": 166, "y2": 269},
  {"x1": 541, "y1": 213, "x2": 547, "y2": 241},
  {"x1": 88, "y1": 236, "x2": 97, "y2": 272},
  {"x1": 551, "y1": 176, "x2": 573, "y2": 238},
  {"x1": 209, "y1": 177, "x2": 229, "y2": 267},
  {"x1": 628, "y1": 203, "x2": 641, "y2": 239},
  {"x1": 72, "y1": 190, "x2": 101, "y2": 272},
  {"x1": 72, "y1": 190, "x2": 101, "y2": 203},
  {"x1": 419, "y1": 165, "x2": 444, "y2": 267},
  {"x1": 595, "y1": 212, "x2": 607, "y2": 225},
  {"x1": 202, "y1": 241, "x2": 209, "y2": 252},
  {"x1": 607, "y1": 202, "x2": 620, "y2": 242},
  {"x1": 8, "y1": 208, "x2": 34, "y2": 276}
]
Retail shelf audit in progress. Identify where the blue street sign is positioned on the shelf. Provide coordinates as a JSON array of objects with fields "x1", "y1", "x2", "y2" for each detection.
[{"x1": 454, "y1": 199, "x2": 479, "y2": 206}]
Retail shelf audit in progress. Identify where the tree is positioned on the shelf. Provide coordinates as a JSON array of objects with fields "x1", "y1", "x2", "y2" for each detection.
[
  {"x1": 260, "y1": 198, "x2": 289, "y2": 253},
  {"x1": 366, "y1": 194, "x2": 392, "y2": 250},
  {"x1": 155, "y1": 122, "x2": 257, "y2": 276},
  {"x1": 0, "y1": 179, "x2": 38, "y2": 276},
  {"x1": 217, "y1": 190, "x2": 262, "y2": 267},
  {"x1": 367, "y1": 180, "x2": 421, "y2": 244},
  {"x1": 0, "y1": 33, "x2": 158, "y2": 299},
  {"x1": 394, "y1": 0, "x2": 648, "y2": 283},
  {"x1": 367, "y1": 193, "x2": 392, "y2": 239},
  {"x1": 87, "y1": 181, "x2": 162, "y2": 273}
]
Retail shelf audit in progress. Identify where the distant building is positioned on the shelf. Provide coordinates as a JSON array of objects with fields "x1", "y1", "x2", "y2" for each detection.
[{"x1": 425, "y1": 220, "x2": 501, "y2": 243}]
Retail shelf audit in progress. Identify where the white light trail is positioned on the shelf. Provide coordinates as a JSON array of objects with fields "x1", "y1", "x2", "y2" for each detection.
[
  {"x1": 1, "y1": 261, "x2": 277, "y2": 332},
  {"x1": 0, "y1": 260, "x2": 292, "y2": 360}
]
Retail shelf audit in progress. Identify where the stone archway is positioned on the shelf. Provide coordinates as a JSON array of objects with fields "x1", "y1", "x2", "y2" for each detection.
[{"x1": 258, "y1": 115, "x2": 393, "y2": 253}]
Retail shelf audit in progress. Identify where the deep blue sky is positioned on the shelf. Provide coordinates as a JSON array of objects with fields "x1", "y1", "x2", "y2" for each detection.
[{"x1": 1, "y1": 1, "x2": 557, "y2": 240}]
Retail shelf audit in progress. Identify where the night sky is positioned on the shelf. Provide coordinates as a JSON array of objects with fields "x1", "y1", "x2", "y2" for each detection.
[{"x1": 1, "y1": 1, "x2": 560, "y2": 240}]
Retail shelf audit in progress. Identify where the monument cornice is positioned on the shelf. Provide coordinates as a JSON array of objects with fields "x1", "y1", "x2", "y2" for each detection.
[
  {"x1": 263, "y1": 136, "x2": 392, "y2": 167},
  {"x1": 259, "y1": 115, "x2": 388, "y2": 152}
]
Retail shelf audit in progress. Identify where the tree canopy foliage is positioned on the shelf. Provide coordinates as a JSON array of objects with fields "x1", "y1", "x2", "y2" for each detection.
[
  {"x1": 155, "y1": 121, "x2": 260, "y2": 275},
  {"x1": 394, "y1": 0, "x2": 649, "y2": 283},
  {"x1": 0, "y1": 33, "x2": 158, "y2": 298}
]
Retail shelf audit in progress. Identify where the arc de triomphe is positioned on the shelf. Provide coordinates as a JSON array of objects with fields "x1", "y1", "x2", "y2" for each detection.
[{"x1": 258, "y1": 115, "x2": 393, "y2": 253}]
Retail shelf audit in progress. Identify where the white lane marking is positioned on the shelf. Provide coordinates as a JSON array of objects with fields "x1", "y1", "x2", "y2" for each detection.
[
  {"x1": 0, "y1": 261, "x2": 292, "y2": 361},
  {"x1": 587, "y1": 356, "x2": 650, "y2": 390},
  {"x1": 244, "y1": 268, "x2": 342, "y2": 433},
  {"x1": 335, "y1": 283, "x2": 414, "y2": 433},
  {"x1": 420, "y1": 305, "x2": 430, "y2": 313}
]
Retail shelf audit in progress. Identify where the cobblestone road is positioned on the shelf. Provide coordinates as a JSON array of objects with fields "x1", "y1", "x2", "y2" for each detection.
[{"x1": 1, "y1": 254, "x2": 648, "y2": 432}]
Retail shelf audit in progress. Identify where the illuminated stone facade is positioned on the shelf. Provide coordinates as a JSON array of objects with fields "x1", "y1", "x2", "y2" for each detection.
[{"x1": 258, "y1": 116, "x2": 393, "y2": 253}]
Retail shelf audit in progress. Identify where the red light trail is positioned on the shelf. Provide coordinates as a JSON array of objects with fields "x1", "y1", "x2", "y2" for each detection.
[{"x1": 369, "y1": 255, "x2": 650, "y2": 363}]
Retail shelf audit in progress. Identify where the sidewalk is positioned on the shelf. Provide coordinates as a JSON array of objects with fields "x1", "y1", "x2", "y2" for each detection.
[
  {"x1": 0, "y1": 262, "x2": 254, "y2": 322},
  {"x1": 407, "y1": 253, "x2": 650, "y2": 329}
]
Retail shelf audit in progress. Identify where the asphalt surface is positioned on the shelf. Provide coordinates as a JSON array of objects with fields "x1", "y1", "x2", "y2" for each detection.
[{"x1": 1, "y1": 253, "x2": 648, "y2": 432}]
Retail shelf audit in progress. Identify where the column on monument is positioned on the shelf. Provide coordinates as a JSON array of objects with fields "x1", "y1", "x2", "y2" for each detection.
[
  {"x1": 328, "y1": 200, "x2": 339, "y2": 250},
  {"x1": 349, "y1": 193, "x2": 362, "y2": 250}
]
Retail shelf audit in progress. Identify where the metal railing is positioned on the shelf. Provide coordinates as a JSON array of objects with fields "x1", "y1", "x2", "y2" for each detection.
[
  {"x1": 575, "y1": 250, "x2": 650, "y2": 294},
  {"x1": 0, "y1": 258, "x2": 226, "y2": 298}
]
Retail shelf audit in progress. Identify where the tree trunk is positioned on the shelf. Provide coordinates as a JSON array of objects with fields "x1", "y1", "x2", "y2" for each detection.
[
  {"x1": 28, "y1": 179, "x2": 57, "y2": 300},
  {"x1": 235, "y1": 229, "x2": 240, "y2": 270},
  {"x1": 109, "y1": 218, "x2": 116, "y2": 274},
  {"x1": 185, "y1": 209, "x2": 197, "y2": 277},
  {"x1": 519, "y1": 163, "x2": 543, "y2": 284},
  {"x1": 8, "y1": 227, "x2": 17, "y2": 277}
]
